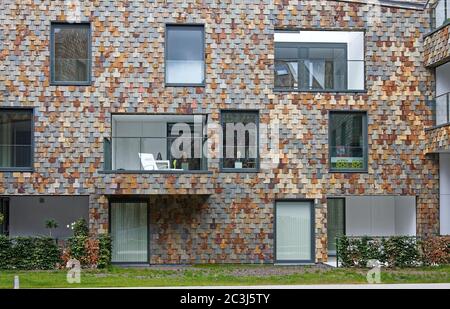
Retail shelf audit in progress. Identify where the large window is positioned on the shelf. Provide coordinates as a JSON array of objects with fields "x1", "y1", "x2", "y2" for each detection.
[
  {"x1": 0, "y1": 109, "x2": 33, "y2": 170},
  {"x1": 432, "y1": 0, "x2": 450, "y2": 29},
  {"x1": 435, "y1": 62, "x2": 450, "y2": 126},
  {"x1": 275, "y1": 201, "x2": 314, "y2": 263},
  {"x1": 221, "y1": 111, "x2": 259, "y2": 171},
  {"x1": 166, "y1": 25, "x2": 205, "y2": 86},
  {"x1": 110, "y1": 201, "x2": 148, "y2": 263},
  {"x1": 51, "y1": 23, "x2": 91, "y2": 84},
  {"x1": 274, "y1": 31, "x2": 365, "y2": 91},
  {"x1": 329, "y1": 112, "x2": 367, "y2": 172}
]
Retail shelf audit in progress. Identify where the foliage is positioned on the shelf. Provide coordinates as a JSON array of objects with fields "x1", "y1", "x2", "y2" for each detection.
[
  {"x1": 421, "y1": 236, "x2": 450, "y2": 266},
  {"x1": 337, "y1": 236, "x2": 421, "y2": 268},
  {"x1": 0, "y1": 235, "x2": 61, "y2": 270},
  {"x1": 44, "y1": 219, "x2": 59, "y2": 237}
]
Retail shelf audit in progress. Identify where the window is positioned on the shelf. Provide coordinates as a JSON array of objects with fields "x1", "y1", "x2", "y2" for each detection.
[
  {"x1": 0, "y1": 109, "x2": 33, "y2": 170},
  {"x1": 274, "y1": 31, "x2": 365, "y2": 91},
  {"x1": 166, "y1": 25, "x2": 205, "y2": 86},
  {"x1": 432, "y1": 0, "x2": 450, "y2": 29},
  {"x1": 221, "y1": 111, "x2": 259, "y2": 171},
  {"x1": 327, "y1": 198, "x2": 345, "y2": 256},
  {"x1": 51, "y1": 23, "x2": 91, "y2": 84},
  {"x1": 329, "y1": 112, "x2": 367, "y2": 172},
  {"x1": 275, "y1": 201, "x2": 314, "y2": 263}
]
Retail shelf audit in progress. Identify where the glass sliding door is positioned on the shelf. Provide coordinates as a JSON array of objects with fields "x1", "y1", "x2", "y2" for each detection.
[
  {"x1": 327, "y1": 198, "x2": 345, "y2": 256},
  {"x1": 110, "y1": 201, "x2": 148, "y2": 263},
  {"x1": 275, "y1": 201, "x2": 314, "y2": 263}
]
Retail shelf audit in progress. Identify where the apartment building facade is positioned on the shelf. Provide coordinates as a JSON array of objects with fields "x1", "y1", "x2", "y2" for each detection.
[{"x1": 0, "y1": 0, "x2": 448, "y2": 264}]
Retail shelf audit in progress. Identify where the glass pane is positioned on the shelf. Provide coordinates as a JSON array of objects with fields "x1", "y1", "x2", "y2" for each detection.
[
  {"x1": 330, "y1": 113, "x2": 365, "y2": 170},
  {"x1": 436, "y1": 94, "x2": 449, "y2": 125},
  {"x1": 167, "y1": 123, "x2": 202, "y2": 171},
  {"x1": 166, "y1": 26, "x2": 204, "y2": 84},
  {"x1": 275, "y1": 60, "x2": 298, "y2": 89},
  {"x1": 275, "y1": 46, "x2": 298, "y2": 59},
  {"x1": 111, "y1": 202, "x2": 148, "y2": 263},
  {"x1": 435, "y1": 0, "x2": 446, "y2": 28},
  {"x1": 347, "y1": 60, "x2": 365, "y2": 90},
  {"x1": 276, "y1": 201, "x2": 312, "y2": 261},
  {"x1": 0, "y1": 110, "x2": 32, "y2": 168},
  {"x1": 222, "y1": 112, "x2": 258, "y2": 169},
  {"x1": 113, "y1": 137, "x2": 141, "y2": 170},
  {"x1": 53, "y1": 25, "x2": 89, "y2": 82},
  {"x1": 327, "y1": 199, "x2": 345, "y2": 255}
]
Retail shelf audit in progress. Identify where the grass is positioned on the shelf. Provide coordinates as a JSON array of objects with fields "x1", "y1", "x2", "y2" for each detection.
[{"x1": 0, "y1": 264, "x2": 449, "y2": 288}]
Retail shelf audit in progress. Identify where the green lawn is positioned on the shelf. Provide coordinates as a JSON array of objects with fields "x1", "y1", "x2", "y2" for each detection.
[{"x1": 1, "y1": 264, "x2": 449, "y2": 288}]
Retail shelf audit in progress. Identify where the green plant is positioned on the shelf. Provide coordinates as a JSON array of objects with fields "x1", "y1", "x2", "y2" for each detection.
[
  {"x1": 0, "y1": 236, "x2": 61, "y2": 270},
  {"x1": 97, "y1": 234, "x2": 112, "y2": 269},
  {"x1": 45, "y1": 219, "x2": 59, "y2": 237},
  {"x1": 69, "y1": 218, "x2": 89, "y2": 237},
  {"x1": 0, "y1": 213, "x2": 4, "y2": 225}
]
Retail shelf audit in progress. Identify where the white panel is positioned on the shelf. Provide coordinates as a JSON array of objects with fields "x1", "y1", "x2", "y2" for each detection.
[
  {"x1": 371, "y1": 196, "x2": 396, "y2": 236},
  {"x1": 345, "y1": 196, "x2": 372, "y2": 236},
  {"x1": 394, "y1": 196, "x2": 416, "y2": 236},
  {"x1": 276, "y1": 201, "x2": 312, "y2": 261},
  {"x1": 436, "y1": 62, "x2": 450, "y2": 96},
  {"x1": 348, "y1": 60, "x2": 365, "y2": 90},
  {"x1": 440, "y1": 153, "x2": 450, "y2": 235},
  {"x1": 166, "y1": 60, "x2": 204, "y2": 84}
]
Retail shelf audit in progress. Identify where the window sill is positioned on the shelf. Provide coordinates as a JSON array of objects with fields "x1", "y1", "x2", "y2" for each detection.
[
  {"x1": 99, "y1": 170, "x2": 213, "y2": 175},
  {"x1": 165, "y1": 83, "x2": 205, "y2": 88},
  {"x1": 0, "y1": 168, "x2": 34, "y2": 173},
  {"x1": 273, "y1": 88, "x2": 367, "y2": 94},
  {"x1": 329, "y1": 169, "x2": 368, "y2": 174},
  {"x1": 50, "y1": 81, "x2": 92, "y2": 87},
  {"x1": 219, "y1": 169, "x2": 260, "y2": 173}
]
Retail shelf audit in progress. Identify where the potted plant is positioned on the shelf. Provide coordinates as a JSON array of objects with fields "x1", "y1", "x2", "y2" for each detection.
[
  {"x1": 234, "y1": 151, "x2": 243, "y2": 169},
  {"x1": 45, "y1": 219, "x2": 59, "y2": 237}
]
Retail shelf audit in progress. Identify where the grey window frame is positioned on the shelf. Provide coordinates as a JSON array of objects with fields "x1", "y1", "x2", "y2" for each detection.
[
  {"x1": 274, "y1": 199, "x2": 316, "y2": 264},
  {"x1": 0, "y1": 107, "x2": 34, "y2": 172},
  {"x1": 274, "y1": 42, "x2": 350, "y2": 92},
  {"x1": 220, "y1": 110, "x2": 260, "y2": 173},
  {"x1": 50, "y1": 22, "x2": 92, "y2": 86},
  {"x1": 328, "y1": 110, "x2": 368, "y2": 173},
  {"x1": 165, "y1": 24, "x2": 205, "y2": 87}
]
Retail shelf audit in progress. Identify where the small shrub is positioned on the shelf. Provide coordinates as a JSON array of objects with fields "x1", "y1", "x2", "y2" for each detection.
[
  {"x1": 0, "y1": 235, "x2": 12, "y2": 269},
  {"x1": 383, "y1": 236, "x2": 419, "y2": 267},
  {"x1": 421, "y1": 236, "x2": 450, "y2": 266},
  {"x1": 98, "y1": 234, "x2": 112, "y2": 269}
]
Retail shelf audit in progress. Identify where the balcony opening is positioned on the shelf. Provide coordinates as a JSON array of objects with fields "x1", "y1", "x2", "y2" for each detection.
[{"x1": 105, "y1": 114, "x2": 208, "y2": 172}]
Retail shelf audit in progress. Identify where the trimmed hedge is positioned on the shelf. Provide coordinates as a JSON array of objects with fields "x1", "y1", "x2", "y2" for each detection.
[
  {"x1": 337, "y1": 235, "x2": 450, "y2": 268},
  {"x1": 0, "y1": 235, "x2": 61, "y2": 270}
]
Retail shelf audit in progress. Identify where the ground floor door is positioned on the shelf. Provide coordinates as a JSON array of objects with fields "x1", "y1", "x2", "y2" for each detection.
[
  {"x1": 110, "y1": 200, "x2": 148, "y2": 263},
  {"x1": 275, "y1": 200, "x2": 314, "y2": 263}
]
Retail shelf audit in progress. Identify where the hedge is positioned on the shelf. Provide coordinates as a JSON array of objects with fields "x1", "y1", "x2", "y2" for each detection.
[
  {"x1": 0, "y1": 235, "x2": 61, "y2": 270},
  {"x1": 336, "y1": 235, "x2": 450, "y2": 268}
]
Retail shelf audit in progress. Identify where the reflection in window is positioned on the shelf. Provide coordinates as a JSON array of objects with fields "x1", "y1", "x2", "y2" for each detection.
[
  {"x1": 51, "y1": 24, "x2": 90, "y2": 83},
  {"x1": 166, "y1": 25, "x2": 205, "y2": 85},
  {"x1": 0, "y1": 109, "x2": 33, "y2": 169},
  {"x1": 330, "y1": 112, "x2": 367, "y2": 171},
  {"x1": 221, "y1": 111, "x2": 259, "y2": 170},
  {"x1": 275, "y1": 43, "x2": 347, "y2": 91}
]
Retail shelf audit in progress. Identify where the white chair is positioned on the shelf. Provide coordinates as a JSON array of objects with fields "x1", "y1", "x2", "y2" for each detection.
[{"x1": 138, "y1": 153, "x2": 170, "y2": 170}]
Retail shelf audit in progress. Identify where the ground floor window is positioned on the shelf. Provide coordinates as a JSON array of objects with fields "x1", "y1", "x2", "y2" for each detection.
[
  {"x1": 0, "y1": 198, "x2": 9, "y2": 235},
  {"x1": 110, "y1": 201, "x2": 148, "y2": 263},
  {"x1": 275, "y1": 200, "x2": 314, "y2": 263},
  {"x1": 327, "y1": 198, "x2": 345, "y2": 256}
]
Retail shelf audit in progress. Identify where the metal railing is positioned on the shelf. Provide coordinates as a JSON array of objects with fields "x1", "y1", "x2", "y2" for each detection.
[
  {"x1": 103, "y1": 137, "x2": 208, "y2": 172},
  {"x1": 432, "y1": 0, "x2": 450, "y2": 29},
  {"x1": 434, "y1": 92, "x2": 450, "y2": 126}
]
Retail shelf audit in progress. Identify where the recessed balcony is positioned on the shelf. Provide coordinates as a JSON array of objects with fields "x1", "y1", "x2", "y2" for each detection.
[{"x1": 103, "y1": 114, "x2": 209, "y2": 173}]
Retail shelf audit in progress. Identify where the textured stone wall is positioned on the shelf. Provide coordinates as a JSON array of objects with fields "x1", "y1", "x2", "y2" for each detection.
[
  {"x1": 426, "y1": 126, "x2": 450, "y2": 153},
  {"x1": 0, "y1": 0, "x2": 439, "y2": 263},
  {"x1": 424, "y1": 24, "x2": 450, "y2": 67}
]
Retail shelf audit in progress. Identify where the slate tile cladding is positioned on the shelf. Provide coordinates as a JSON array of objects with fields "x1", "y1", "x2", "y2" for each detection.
[
  {"x1": 0, "y1": 0, "x2": 440, "y2": 263},
  {"x1": 424, "y1": 23, "x2": 450, "y2": 67}
]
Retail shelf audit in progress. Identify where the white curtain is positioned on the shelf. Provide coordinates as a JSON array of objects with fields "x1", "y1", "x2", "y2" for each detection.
[
  {"x1": 276, "y1": 202, "x2": 312, "y2": 261},
  {"x1": 111, "y1": 202, "x2": 148, "y2": 263}
]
